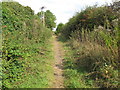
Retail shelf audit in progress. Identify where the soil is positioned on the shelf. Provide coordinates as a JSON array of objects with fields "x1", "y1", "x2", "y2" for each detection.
[{"x1": 52, "y1": 35, "x2": 64, "y2": 88}]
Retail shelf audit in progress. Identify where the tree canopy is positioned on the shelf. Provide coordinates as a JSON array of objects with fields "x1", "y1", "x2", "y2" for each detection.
[
  {"x1": 37, "y1": 10, "x2": 56, "y2": 30},
  {"x1": 56, "y1": 23, "x2": 64, "y2": 34},
  {"x1": 61, "y1": 5, "x2": 119, "y2": 38}
]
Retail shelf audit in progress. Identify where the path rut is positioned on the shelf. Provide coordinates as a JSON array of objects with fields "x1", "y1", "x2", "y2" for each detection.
[{"x1": 52, "y1": 35, "x2": 64, "y2": 88}]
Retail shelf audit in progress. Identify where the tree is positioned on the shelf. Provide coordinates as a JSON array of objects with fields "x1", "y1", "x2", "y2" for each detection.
[
  {"x1": 45, "y1": 10, "x2": 56, "y2": 30},
  {"x1": 37, "y1": 10, "x2": 56, "y2": 30},
  {"x1": 56, "y1": 23, "x2": 64, "y2": 34}
]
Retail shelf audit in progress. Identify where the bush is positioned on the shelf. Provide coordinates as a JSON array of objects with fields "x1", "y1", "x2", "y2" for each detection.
[
  {"x1": 60, "y1": 2, "x2": 119, "y2": 87},
  {"x1": 2, "y1": 2, "x2": 52, "y2": 88},
  {"x1": 61, "y1": 5, "x2": 119, "y2": 38},
  {"x1": 68, "y1": 28, "x2": 119, "y2": 88}
]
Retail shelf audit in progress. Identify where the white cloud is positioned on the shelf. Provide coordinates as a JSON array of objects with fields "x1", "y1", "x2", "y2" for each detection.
[{"x1": 12, "y1": 0, "x2": 112, "y2": 24}]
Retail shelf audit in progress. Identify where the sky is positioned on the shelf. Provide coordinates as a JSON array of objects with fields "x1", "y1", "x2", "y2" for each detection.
[{"x1": 2, "y1": 0, "x2": 113, "y2": 25}]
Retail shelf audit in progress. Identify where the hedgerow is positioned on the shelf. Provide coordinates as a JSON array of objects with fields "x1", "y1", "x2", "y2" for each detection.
[
  {"x1": 2, "y1": 2, "x2": 52, "y2": 88},
  {"x1": 60, "y1": 2, "x2": 119, "y2": 88}
]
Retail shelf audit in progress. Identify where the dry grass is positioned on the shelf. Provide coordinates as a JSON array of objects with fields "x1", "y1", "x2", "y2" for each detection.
[{"x1": 68, "y1": 29, "x2": 119, "y2": 88}]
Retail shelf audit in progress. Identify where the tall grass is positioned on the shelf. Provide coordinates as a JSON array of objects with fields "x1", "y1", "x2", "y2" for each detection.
[
  {"x1": 67, "y1": 25, "x2": 119, "y2": 88},
  {"x1": 59, "y1": 2, "x2": 119, "y2": 88}
]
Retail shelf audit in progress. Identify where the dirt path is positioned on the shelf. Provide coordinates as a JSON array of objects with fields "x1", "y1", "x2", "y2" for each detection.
[{"x1": 52, "y1": 35, "x2": 64, "y2": 88}]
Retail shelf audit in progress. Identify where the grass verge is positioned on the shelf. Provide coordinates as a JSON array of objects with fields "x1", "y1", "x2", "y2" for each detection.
[
  {"x1": 10, "y1": 37, "x2": 54, "y2": 88},
  {"x1": 62, "y1": 42, "x2": 97, "y2": 88}
]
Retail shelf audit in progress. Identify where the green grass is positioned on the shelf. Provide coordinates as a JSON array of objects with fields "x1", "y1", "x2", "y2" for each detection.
[
  {"x1": 11, "y1": 38, "x2": 54, "y2": 88},
  {"x1": 2, "y1": 2, "x2": 54, "y2": 88},
  {"x1": 0, "y1": 33, "x2": 1, "y2": 49},
  {"x1": 63, "y1": 42, "x2": 96, "y2": 88},
  {"x1": 2, "y1": 32, "x2": 54, "y2": 88}
]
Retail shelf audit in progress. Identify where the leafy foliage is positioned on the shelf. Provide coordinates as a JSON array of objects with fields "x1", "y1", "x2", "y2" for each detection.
[
  {"x1": 37, "y1": 10, "x2": 56, "y2": 30},
  {"x1": 55, "y1": 23, "x2": 64, "y2": 35},
  {"x1": 59, "y1": 3, "x2": 119, "y2": 88},
  {"x1": 2, "y1": 2, "x2": 53, "y2": 88},
  {"x1": 61, "y1": 5, "x2": 119, "y2": 38}
]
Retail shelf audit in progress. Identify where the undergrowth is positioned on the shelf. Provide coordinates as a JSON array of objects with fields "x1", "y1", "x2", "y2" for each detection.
[
  {"x1": 59, "y1": 2, "x2": 119, "y2": 88},
  {"x1": 71, "y1": 30, "x2": 119, "y2": 87},
  {"x1": 2, "y1": 2, "x2": 54, "y2": 88},
  {"x1": 62, "y1": 41, "x2": 96, "y2": 88},
  {"x1": 61, "y1": 27, "x2": 119, "y2": 88}
]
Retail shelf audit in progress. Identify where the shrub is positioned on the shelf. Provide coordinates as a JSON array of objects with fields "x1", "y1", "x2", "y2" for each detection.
[
  {"x1": 68, "y1": 28, "x2": 119, "y2": 88},
  {"x1": 2, "y1": 2, "x2": 52, "y2": 88}
]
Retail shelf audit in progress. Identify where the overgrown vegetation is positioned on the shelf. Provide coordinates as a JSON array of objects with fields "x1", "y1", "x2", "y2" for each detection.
[
  {"x1": 1, "y1": 0, "x2": 120, "y2": 88},
  {"x1": 58, "y1": 2, "x2": 120, "y2": 88},
  {"x1": 37, "y1": 10, "x2": 56, "y2": 30},
  {"x1": 55, "y1": 23, "x2": 64, "y2": 35},
  {"x1": 2, "y1": 2, "x2": 54, "y2": 88}
]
